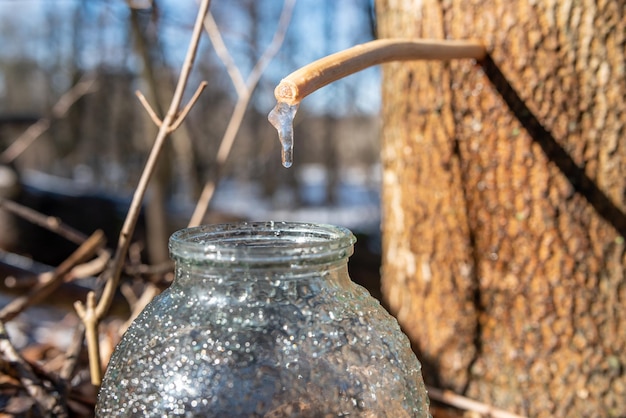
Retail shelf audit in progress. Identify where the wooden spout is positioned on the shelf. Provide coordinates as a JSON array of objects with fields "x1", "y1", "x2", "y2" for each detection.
[{"x1": 274, "y1": 38, "x2": 486, "y2": 106}]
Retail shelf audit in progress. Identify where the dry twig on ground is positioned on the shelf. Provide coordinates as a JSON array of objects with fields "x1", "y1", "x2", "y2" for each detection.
[
  {"x1": 0, "y1": 320, "x2": 68, "y2": 416},
  {"x1": 427, "y1": 385, "x2": 528, "y2": 418},
  {"x1": 0, "y1": 197, "x2": 89, "y2": 245},
  {"x1": 0, "y1": 230, "x2": 105, "y2": 323}
]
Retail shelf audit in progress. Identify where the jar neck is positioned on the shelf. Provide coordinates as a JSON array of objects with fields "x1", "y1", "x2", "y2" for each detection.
[
  {"x1": 172, "y1": 260, "x2": 352, "y2": 294},
  {"x1": 168, "y1": 222, "x2": 356, "y2": 284}
]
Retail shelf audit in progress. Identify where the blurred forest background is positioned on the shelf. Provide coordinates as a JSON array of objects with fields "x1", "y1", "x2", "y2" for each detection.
[
  {"x1": 0, "y1": 2, "x2": 398, "y2": 415},
  {"x1": 0, "y1": 0, "x2": 382, "y2": 267}
]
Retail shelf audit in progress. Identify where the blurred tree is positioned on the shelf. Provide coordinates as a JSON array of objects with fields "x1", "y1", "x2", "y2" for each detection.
[{"x1": 376, "y1": 0, "x2": 626, "y2": 416}]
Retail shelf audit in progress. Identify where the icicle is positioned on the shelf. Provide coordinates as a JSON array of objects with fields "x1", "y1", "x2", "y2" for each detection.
[{"x1": 268, "y1": 102, "x2": 299, "y2": 168}]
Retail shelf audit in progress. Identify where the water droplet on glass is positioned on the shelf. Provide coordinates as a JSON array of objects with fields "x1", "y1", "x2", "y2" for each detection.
[{"x1": 268, "y1": 101, "x2": 299, "y2": 168}]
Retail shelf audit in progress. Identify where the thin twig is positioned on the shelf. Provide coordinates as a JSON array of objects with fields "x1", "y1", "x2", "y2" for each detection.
[
  {"x1": 188, "y1": 0, "x2": 296, "y2": 227},
  {"x1": 0, "y1": 197, "x2": 88, "y2": 245},
  {"x1": 95, "y1": 0, "x2": 211, "y2": 320},
  {"x1": 0, "y1": 247, "x2": 107, "y2": 292},
  {"x1": 128, "y1": 3, "x2": 174, "y2": 266},
  {"x1": 189, "y1": 181, "x2": 218, "y2": 227},
  {"x1": 0, "y1": 196, "x2": 111, "y2": 284},
  {"x1": 0, "y1": 321, "x2": 67, "y2": 416},
  {"x1": 274, "y1": 38, "x2": 486, "y2": 105},
  {"x1": 67, "y1": 249, "x2": 110, "y2": 281},
  {"x1": 135, "y1": 90, "x2": 163, "y2": 127},
  {"x1": 245, "y1": 0, "x2": 296, "y2": 95},
  {"x1": 0, "y1": 230, "x2": 105, "y2": 323},
  {"x1": 1, "y1": 76, "x2": 97, "y2": 164},
  {"x1": 427, "y1": 385, "x2": 528, "y2": 418},
  {"x1": 217, "y1": 0, "x2": 295, "y2": 164},
  {"x1": 59, "y1": 322, "x2": 85, "y2": 382},
  {"x1": 74, "y1": 292, "x2": 101, "y2": 385},
  {"x1": 124, "y1": 259, "x2": 173, "y2": 277},
  {"x1": 169, "y1": 81, "x2": 209, "y2": 132},
  {"x1": 119, "y1": 282, "x2": 159, "y2": 335},
  {"x1": 203, "y1": 12, "x2": 247, "y2": 97},
  {"x1": 129, "y1": 4, "x2": 165, "y2": 119}
]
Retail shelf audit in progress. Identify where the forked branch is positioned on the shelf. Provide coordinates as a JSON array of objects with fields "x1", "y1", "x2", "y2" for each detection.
[
  {"x1": 77, "y1": 0, "x2": 212, "y2": 386},
  {"x1": 188, "y1": 0, "x2": 296, "y2": 227},
  {"x1": 94, "y1": 0, "x2": 211, "y2": 322},
  {"x1": 135, "y1": 81, "x2": 208, "y2": 132}
]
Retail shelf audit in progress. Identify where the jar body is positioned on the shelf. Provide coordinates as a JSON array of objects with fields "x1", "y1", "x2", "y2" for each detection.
[{"x1": 96, "y1": 222, "x2": 430, "y2": 417}]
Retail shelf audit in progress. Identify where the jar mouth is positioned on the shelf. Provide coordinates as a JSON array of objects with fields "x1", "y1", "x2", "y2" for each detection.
[{"x1": 169, "y1": 221, "x2": 356, "y2": 266}]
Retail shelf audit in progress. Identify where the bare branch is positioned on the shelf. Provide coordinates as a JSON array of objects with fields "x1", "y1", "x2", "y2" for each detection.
[
  {"x1": 120, "y1": 282, "x2": 159, "y2": 335},
  {"x1": 168, "y1": 81, "x2": 208, "y2": 132},
  {"x1": 203, "y1": 13, "x2": 247, "y2": 97},
  {"x1": 94, "y1": 0, "x2": 212, "y2": 328},
  {"x1": 213, "y1": 0, "x2": 295, "y2": 165},
  {"x1": 1, "y1": 76, "x2": 97, "y2": 164},
  {"x1": 188, "y1": 0, "x2": 296, "y2": 227},
  {"x1": 427, "y1": 385, "x2": 528, "y2": 418},
  {"x1": 246, "y1": 0, "x2": 296, "y2": 91},
  {"x1": 68, "y1": 249, "x2": 110, "y2": 280},
  {"x1": 59, "y1": 322, "x2": 85, "y2": 382},
  {"x1": 189, "y1": 180, "x2": 217, "y2": 227},
  {"x1": 0, "y1": 230, "x2": 105, "y2": 323},
  {"x1": 74, "y1": 292, "x2": 101, "y2": 385},
  {"x1": 0, "y1": 321, "x2": 67, "y2": 416},
  {"x1": 135, "y1": 90, "x2": 163, "y2": 127},
  {"x1": 0, "y1": 197, "x2": 88, "y2": 245},
  {"x1": 124, "y1": 260, "x2": 173, "y2": 277}
]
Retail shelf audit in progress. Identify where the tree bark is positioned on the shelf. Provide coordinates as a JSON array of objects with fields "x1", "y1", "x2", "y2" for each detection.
[{"x1": 376, "y1": 0, "x2": 626, "y2": 416}]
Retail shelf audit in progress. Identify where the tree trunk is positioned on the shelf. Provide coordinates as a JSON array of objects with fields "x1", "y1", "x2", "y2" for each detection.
[{"x1": 376, "y1": 0, "x2": 626, "y2": 416}]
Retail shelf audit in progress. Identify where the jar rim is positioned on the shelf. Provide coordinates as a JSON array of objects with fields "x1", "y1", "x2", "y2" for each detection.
[{"x1": 169, "y1": 221, "x2": 356, "y2": 265}]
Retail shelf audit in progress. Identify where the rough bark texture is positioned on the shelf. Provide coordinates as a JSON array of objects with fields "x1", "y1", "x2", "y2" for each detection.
[{"x1": 376, "y1": 0, "x2": 626, "y2": 416}]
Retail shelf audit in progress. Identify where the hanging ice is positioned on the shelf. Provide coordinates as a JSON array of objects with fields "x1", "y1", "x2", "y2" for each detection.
[{"x1": 268, "y1": 102, "x2": 299, "y2": 168}]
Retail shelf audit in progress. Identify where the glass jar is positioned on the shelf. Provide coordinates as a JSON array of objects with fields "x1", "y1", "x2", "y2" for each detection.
[{"x1": 96, "y1": 222, "x2": 430, "y2": 417}]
